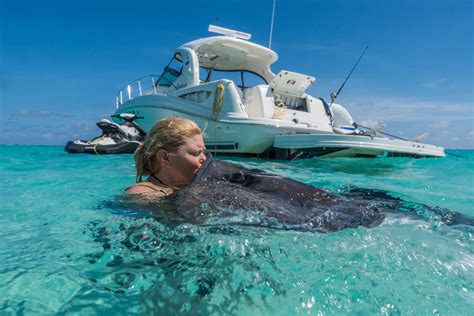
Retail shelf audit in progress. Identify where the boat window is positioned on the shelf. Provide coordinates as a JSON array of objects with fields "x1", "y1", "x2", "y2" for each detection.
[
  {"x1": 156, "y1": 53, "x2": 183, "y2": 87},
  {"x1": 199, "y1": 67, "x2": 267, "y2": 88},
  {"x1": 179, "y1": 91, "x2": 211, "y2": 103},
  {"x1": 199, "y1": 67, "x2": 212, "y2": 82}
]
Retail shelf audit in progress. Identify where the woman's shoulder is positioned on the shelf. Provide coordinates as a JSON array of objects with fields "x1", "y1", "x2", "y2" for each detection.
[{"x1": 125, "y1": 182, "x2": 173, "y2": 197}]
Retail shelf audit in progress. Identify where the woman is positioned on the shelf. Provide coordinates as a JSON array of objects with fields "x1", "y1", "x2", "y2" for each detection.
[{"x1": 125, "y1": 117, "x2": 207, "y2": 197}]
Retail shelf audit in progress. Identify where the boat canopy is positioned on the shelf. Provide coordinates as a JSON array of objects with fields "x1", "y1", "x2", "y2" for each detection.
[{"x1": 181, "y1": 36, "x2": 278, "y2": 83}]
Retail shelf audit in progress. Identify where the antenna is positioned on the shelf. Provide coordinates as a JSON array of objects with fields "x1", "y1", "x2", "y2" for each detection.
[
  {"x1": 208, "y1": 25, "x2": 251, "y2": 40},
  {"x1": 269, "y1": 0, "x2": 276, "y2": 48}
]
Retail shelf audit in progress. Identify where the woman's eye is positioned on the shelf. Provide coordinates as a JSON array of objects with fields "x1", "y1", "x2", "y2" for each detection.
[{"x1": 189, "y1": 149, "x2": 206, "y2": 157}]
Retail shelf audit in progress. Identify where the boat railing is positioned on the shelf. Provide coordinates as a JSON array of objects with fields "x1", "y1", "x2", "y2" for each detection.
[{"x1": 115, "y1": 75, "x2": 161, "y2": 108}]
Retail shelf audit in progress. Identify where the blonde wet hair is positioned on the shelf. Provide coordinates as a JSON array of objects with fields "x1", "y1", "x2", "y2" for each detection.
[{"x1": 134, "y1": 117, "x2": 201, "y2": 182}]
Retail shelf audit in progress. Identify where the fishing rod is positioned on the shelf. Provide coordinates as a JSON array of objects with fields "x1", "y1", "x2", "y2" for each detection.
[{"x1": 329, "y1": 45, "x2": 369, "y2": 106}]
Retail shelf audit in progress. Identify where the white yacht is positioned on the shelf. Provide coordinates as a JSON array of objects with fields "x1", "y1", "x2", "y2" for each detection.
[{"x1": 112, "y1": 25, "x2": 445, "y2": 158}]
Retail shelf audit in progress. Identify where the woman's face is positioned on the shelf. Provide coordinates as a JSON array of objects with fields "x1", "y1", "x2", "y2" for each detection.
[{"x1": 168, "y1": 134, "x2": 207, "y2": 185}]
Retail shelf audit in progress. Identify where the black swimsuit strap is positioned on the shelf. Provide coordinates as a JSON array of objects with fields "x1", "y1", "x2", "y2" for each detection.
[{"x1": 150, "y1": 173, "x2": 167, "y2": 187}]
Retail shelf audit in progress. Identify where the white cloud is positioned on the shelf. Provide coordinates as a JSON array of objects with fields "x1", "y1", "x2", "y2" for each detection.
[
  {"x1": 431, "y1": 121, "x2": 449, "y2": 129},
  {"x1": 41, "y1": 132, "x2": 54, "y2": 139},
  {"x1": 358, "y1": 119, "x2": 380, "y2": 128},
  {"x1": 13, "y1": 108, "x2": 75, "y2": 119},
  {"x1": 336, "y1": 95, "x2": 474, "y2": 149},
  {"x1": 71, "y1": 122, "x2": 95, "y2": 132},
  {"x1": 344, "y1": 96, "x2": 473, "y2": 123},
  {"x1": 422, "y1": 78, "x2": 448, "y2": 89}
]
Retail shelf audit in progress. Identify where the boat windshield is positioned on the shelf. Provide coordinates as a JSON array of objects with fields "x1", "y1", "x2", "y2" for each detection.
[
  {"x1": 156, "y1": 53, "x2": 183, "y2": 87},
  {"x1": 199, "y1": 67, "x2": 267, "y2": 88}
]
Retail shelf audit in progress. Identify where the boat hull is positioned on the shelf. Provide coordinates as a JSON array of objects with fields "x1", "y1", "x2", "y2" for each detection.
[
  {"x1": 114, "y1": 95, "x2": 445, "y2": 158},
  {"x1": 273, "y1": 133, "x2": 446, "y2": 158}
]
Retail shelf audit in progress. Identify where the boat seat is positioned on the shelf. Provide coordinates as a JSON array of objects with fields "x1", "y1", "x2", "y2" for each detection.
[{"x1": 243, "y1": 85, "x2": 274, "y2": 119}]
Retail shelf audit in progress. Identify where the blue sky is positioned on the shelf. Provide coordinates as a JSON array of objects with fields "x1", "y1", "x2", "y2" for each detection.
[{"x1": 1, "y1": 0, "x2": 472, "y2": 149}]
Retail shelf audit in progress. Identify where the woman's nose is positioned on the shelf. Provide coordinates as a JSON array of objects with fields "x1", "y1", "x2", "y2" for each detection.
[{"x1": 199, "y1": 152, "x2": 207, "y2": 162}]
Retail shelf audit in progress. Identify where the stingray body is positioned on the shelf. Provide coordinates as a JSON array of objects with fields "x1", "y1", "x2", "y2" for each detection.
[{"x1": 176, "y1": 157, "x2": 386, "y2": 232}]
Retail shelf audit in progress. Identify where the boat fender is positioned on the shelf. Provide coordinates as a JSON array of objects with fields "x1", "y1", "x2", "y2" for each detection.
[{"x1": 212, "y1": 83, "x2": 225, "y2": 115}]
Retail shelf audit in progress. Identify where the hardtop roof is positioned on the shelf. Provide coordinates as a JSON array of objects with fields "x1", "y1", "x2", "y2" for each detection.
[{"x1": 180, "y1": 36, "x2": 278, "y2": 82}]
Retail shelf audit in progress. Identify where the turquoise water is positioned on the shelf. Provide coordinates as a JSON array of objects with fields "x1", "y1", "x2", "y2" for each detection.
[{"x1": 0, "y1": 145, "x2": 473, "y2": 315}]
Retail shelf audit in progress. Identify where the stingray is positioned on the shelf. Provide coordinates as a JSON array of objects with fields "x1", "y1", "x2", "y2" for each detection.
[
  {"x1": 172, "y1": 156, "x2": 474, "y2": 233},
  {"x1": 175, "y1": 157, "x2": 383, "y2": 232}
]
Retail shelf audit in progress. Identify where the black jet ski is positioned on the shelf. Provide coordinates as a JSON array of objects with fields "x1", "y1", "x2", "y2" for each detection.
[{"x1": 65, "y1": 113, "x2": 146, "y2": 154}]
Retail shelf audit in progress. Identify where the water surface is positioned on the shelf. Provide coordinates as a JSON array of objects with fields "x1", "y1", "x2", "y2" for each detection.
[{"x1": 0, "y1": 146, "x2": 472, "y2": 315}]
